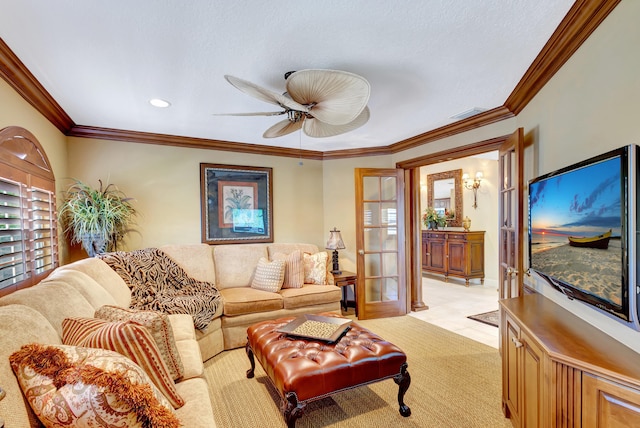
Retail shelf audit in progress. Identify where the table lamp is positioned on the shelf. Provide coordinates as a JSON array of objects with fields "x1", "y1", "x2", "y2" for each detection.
[{"x1": 325, "y1": 227, "x2": 346, "y2": 275}]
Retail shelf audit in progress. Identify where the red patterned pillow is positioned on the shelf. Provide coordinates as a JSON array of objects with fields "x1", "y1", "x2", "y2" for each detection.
[
  {"x1": 94, "y1": 305, "x2": 184, "y2": 380},
  {"x1": 62, "y1": 317, "x2": 184, "y2": 408},
  {"x1": 9, "y1": 343, "x2": 180, "y2": 428}
]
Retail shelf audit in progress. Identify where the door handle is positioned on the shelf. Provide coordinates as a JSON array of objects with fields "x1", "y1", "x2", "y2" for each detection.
[
  {"x1": 511, "y1": 337, "x2": 523, "y2": 348},
  {"x1": 358, "y1": 249, "x2": 364, "y2": 255}
]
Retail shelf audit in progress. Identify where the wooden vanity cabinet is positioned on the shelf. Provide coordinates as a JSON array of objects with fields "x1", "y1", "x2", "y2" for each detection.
[
  {"x1": 500, "y1": 294, "x2": 640, "y2": 427},
  {"x1": 421, "y1": 230, "x2": 484, "y2": 285}
]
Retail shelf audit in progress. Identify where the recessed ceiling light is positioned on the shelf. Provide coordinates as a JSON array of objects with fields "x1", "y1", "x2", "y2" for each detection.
[{"x1": 149, "y1": 98, "x2": 171, "y2": 108}]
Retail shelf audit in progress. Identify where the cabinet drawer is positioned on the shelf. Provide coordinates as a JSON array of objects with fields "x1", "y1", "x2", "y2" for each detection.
[
  {"x1": 448, "y1": 233, "x2": 467, "y2": 240},
  {"x1": 426, "y1": 232, "x2": 446, "y2": 239}
]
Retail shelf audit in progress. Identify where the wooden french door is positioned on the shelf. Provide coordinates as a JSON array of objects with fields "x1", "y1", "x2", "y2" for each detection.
[
  {"x1": 498, "y1": 128, "x2": 524, "y2": 300},
  {"x1": 355, "y1": 168, "x2": 406, "y2": 319}
]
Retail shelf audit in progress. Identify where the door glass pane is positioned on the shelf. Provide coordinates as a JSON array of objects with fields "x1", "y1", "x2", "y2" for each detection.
[
  {"x1": 382, "y1": 277, "x2": 399, "y2": 301},
  {"x1": 363, "y1": 176, "x2": 380, "y2": 200},
  {"x1": 382, "y1": 253, "x2": 398, "y2": 276},
  {"x1": 365, "y1": 278, "x2": 381, "y2": 303},
  {"x1": 502, "y1": 230, "x2": 508, "y2": 262},
  {"x1": 502, "y1": 192, "x2": 509, "y2": 227},
  {"x1": 364, "y1": 202, "x2": 380, "y2": 226},
  {"x1": 509, "y1": 151, "x2": 516, "y2": 189},
  {"x1": 364, "y1": 253, "x2": 381, "y2": 277},
  {"x1": 381, "y1": 204, "x2": 396, "y2": 225},
  {"x1": 382, "y1": 228, "x2": 397, "y2": 251},
  {"x1": 364, "y1": 228, "x2": 381, "y2": 252},
  {"x1": 381, "y1": 177, "x2": 396, "y2": 201}
]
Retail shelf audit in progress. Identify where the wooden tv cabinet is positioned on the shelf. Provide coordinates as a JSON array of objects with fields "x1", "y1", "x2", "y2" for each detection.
[
  {"x1": 500, "y1": 293, "x2": 640, "y2": 427},
  {"x1": 421, "y1": 230, "x2": 484, "y2": 286}
]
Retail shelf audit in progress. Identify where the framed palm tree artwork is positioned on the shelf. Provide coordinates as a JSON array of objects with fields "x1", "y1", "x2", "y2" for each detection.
[{"x1": 200, "y1": 163, "x2": 273, "y2": 244}]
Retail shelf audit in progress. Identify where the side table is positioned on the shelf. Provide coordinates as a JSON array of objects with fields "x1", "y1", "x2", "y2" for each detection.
[{"x1": 333, "y1": 271, "x2": 358, "y2": 317}]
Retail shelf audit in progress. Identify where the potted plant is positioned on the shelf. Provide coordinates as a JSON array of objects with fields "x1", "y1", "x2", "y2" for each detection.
[
  {"x1": 422, "y1": 207, "x2": 446, "y2": 230},
  {"x1": 59, "y1": 179, "x2": 138, "y2": 257}
]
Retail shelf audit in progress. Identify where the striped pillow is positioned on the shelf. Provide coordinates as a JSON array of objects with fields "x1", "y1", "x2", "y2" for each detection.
[
  {"x1": 271, "y1": 250, "x2": 304, "y2": 289},
  {"x1": 62, "y1": 317, "x2": 184, "y2": 409},
  {"x1": 94, "y1": 305, "x2": 184, "y2": 381},
  {"x1": 251, "y1": 257, "x2": 285, "y2": 292}
]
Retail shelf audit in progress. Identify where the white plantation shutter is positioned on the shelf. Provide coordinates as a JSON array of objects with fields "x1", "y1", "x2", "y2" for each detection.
[{"x1": 0, "y1": 177, "x2": 28, "y2": 287}]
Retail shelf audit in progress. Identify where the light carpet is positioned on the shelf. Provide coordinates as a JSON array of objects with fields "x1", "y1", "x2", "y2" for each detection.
[{"x1": 203, "y1": 315, "x2": 511, "y2": 427}]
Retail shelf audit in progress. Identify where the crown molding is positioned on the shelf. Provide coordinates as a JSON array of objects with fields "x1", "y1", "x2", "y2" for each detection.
[
  {"x1": 67, "y1": 125, "x2": 326, "y2": 160},
  {"x1": 0, "y1": 1, "x2": 621, "y2": 160}
]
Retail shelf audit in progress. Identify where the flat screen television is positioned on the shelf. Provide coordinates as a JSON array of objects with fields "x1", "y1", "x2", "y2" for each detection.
[{"x1": 528, "y1": 144, "x2": 640, "y2": 330}]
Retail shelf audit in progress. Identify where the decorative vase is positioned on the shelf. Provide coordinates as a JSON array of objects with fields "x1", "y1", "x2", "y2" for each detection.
[
  {"x1": 462, "y1": 216, "x2": 471, "y2": 231},
  {"x1": 428, "y1": 221, "x2": 438, "y2": 230}
]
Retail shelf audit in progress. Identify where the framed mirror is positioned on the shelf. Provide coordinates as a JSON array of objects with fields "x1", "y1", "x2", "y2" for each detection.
[{"x1": 427, "y1": 169, "x2": 463, "y2": 227}]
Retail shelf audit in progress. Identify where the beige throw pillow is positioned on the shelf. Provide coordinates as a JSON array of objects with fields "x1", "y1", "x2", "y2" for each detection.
[
  {"x1": 303, "y1": 252, "x2": 328, "y2": 284},
  {"x1": 251, "y1": 257, "x2": 285, "y2": 292},
  {"x1": 272, "y1": 250, "x2": 304, "y2": 289},
  {"x1": 9, "y1": 343, "x2": 179, "y2": 428},
  {"x1": 62, "y1": 317, "x2": 185, "y2": 409},
  {"x1": 95, "y1": 305, "x2": 184, "y2": 380}
]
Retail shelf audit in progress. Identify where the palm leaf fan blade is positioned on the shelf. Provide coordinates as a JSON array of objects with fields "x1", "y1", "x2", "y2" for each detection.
[
  {"x1": 303, "y1": 106, "x2": 370, "y2": 138},
  {"x1": 263, "y1": 119, "x2": 303, "y2": 138},
  {"x1": 286, "y1": 69, "x2": 370, "y2": 126},
  {"x1": 224, "y1": 75, "x2": 309, "y2": 113}
]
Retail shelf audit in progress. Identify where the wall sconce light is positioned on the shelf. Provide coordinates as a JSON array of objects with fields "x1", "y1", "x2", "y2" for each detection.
[
  {"x1": 462, "y1": 171, "x2": 483, "y2": 209},
  {"x1": 325, "y1": 227, "x2": 346, "y2": 274}
]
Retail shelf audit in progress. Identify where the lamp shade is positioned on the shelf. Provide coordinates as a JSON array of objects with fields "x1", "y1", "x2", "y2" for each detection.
[{"x1": 325, "y1": 227, "x2": 346, "y2": 250}]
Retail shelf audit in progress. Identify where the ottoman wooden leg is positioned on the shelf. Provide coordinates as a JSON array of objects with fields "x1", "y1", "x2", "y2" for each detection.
[
  {"x1": 246, "y1": 342, "x2": 256, "y2": 379},
  {"x1": 394, "y1": 362, "x2": 411, "y2": 417},
  {"x1": 283, "y1": 392, "x2": 305, "y2": 428}
]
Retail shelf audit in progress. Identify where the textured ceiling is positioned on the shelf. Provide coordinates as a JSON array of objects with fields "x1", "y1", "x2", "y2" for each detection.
[{"x1": 0, "y1": 1, "x2": 574, "y2": 152}]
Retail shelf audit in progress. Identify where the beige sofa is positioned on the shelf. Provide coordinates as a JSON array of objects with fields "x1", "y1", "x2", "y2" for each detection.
[{"x1": 0, "y1": 242, "x2": 341, "y2": 427}]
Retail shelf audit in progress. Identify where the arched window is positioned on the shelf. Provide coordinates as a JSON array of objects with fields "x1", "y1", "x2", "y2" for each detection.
[{"x1": 0, "y1": 126, "x2": 58, "y2": 295}]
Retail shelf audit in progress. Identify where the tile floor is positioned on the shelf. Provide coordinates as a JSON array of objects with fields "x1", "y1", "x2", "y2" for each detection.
[{"x1": 408, "y1": 274, "x2": 500, "y2": 348}]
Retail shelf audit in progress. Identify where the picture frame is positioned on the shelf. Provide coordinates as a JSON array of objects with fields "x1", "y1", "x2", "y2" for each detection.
[{"x1": 200, "y1": 163, "x2": 273, "y2": 244}]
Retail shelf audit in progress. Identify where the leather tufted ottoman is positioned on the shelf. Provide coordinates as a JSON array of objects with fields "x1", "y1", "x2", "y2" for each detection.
[{"x1": 246, "y1": 314, "x2": 411, "y2": 427}]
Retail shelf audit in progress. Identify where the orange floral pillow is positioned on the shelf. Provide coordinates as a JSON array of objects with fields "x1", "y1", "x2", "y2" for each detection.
[{"x1": 9, "y1": 343, "x2": 180, "y2": 428}]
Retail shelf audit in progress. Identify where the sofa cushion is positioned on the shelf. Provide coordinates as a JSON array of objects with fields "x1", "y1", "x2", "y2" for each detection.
[
  {"x1": 59, "y1": 257, "x2": 132, "y2": 307},
  {"x1": 303, "y1": 251, "x2": 329, "y2": 284},
  {"x1": 62, "y1": 317, "x2": 185, "y2": 408},
  {"x1": 213, "y1": 243, "x2": 268, "y2": 288},
  {"x1": 0, "y1": 305, "x2": 61, "y2": 427},
  {"x1": 251, "y1": 257, "x2": 285, "y2": 292},
  {"x1": 95, "y1": 305, "x2": 185, "y2": 381},
  {"x1": 279, "y1": 284, "x2": 343, "y2": 309},
  {"x1": 272, "y1": 250, "x2": 305, "y2": 289},
  {"x1": 10, "y1": 343, "x2": 179, "y2": 428},
  {"x1": 41, "y1": 268, "x2": 118, "y2": 309},
  {"x1": 219, "y1": 287, "x2": 283, "y2": 316},
  {"x1": 0, "y1": 281, "x2": 94, "y2": 336},
  {"x1": 160, "y1": 243, "x2": 216, "y2": 283}
]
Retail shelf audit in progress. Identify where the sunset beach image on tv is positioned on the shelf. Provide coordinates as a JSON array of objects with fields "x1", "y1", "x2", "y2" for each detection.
[{"x1": 529, "y1": 156, "x2": 623, "y2": 306}]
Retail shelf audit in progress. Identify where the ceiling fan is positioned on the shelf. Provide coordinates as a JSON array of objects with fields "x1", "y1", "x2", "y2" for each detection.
[{"x1": 219, "y1": 69, "x2": 371, "y2": 138}]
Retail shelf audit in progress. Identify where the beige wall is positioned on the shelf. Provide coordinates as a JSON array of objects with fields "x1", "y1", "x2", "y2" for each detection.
[{"x1": 66, "y1": 137, "x2": 327, "y2": 250}]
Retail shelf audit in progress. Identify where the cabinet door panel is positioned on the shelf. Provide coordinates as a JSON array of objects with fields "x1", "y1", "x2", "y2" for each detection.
[
  {"x1": 522, "y1": 331, "x2": 544, "y2": 428},
  {"x1": 447, "y1": 240, "x2": 466, "y2": 275},
  {"x1": 504, "y1": 313, "x2": 521, "y2": 424},
  {"x1": 583, "y1": 374, "x2": 640, "y2": 428},
  {"x1": 427, "y1": 240, "x2": 446, "y2": 272}
]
